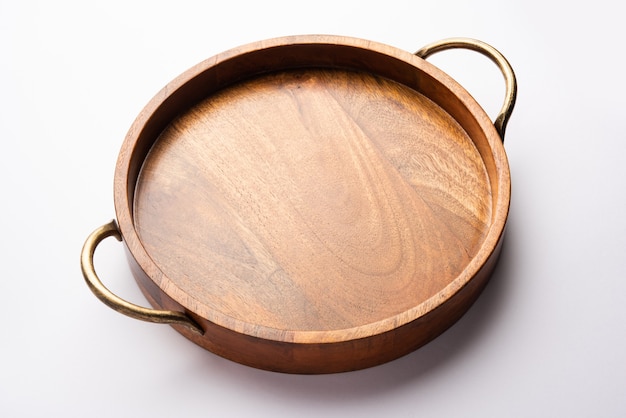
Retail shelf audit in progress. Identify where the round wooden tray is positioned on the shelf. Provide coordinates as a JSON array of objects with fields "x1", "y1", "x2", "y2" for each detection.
[{"x1": 82, "y1": 35, "x2": 516, "y2": 374}]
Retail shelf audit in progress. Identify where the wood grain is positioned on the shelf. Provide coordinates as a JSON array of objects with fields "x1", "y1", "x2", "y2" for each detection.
[
  {"x1": 134, "y1": 68, "x2": 491, "y2": 332},
  {"x1": 113, "y1": 36, "x2": 510, "y2": 372}
]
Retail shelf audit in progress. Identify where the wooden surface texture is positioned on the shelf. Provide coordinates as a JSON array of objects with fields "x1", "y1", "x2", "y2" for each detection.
[{"x1": 134, "y1": 68, "x2": 492, "y2": 331}]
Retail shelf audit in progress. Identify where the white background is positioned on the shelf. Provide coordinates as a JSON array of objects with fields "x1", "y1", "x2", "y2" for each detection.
[{"x1": 1, "y1": 1, "x2": 625, "y2": 416}]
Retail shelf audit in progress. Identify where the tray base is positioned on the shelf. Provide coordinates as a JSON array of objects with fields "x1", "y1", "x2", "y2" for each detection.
[{"x1": 133, "y1": 68, "x2": 492, "y2": 334}]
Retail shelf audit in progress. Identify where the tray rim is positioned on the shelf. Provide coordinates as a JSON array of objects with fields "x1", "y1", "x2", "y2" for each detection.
[{"x1": 112, "y1": 34, "x2": 511, "y2": 345}]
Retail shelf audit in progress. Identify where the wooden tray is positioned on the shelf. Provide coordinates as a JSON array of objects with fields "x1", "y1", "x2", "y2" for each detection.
[{"x1": 81, "y1": 35, "x2": 516, "y2": 374}]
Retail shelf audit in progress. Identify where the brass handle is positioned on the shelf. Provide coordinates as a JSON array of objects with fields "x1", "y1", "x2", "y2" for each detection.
[
  {"x1": 415, "y1": 38, "x2": 517, "y2": 141},
  {"x1": 81, "y1": 220, "x2": 203, "y2": 334}
]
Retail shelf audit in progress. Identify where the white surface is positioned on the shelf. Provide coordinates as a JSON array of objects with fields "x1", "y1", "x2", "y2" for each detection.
[{"x1": 1, "y1": 1, "x2": 625, "y2": 416}]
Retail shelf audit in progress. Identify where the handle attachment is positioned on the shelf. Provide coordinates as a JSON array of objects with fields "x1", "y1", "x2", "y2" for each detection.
[
  {"x1": 415, "y1": 38, "x2": 517, "y2": 141},
  {"x1": 81, "y1": 220, "x2": 203, "y2": 334}
]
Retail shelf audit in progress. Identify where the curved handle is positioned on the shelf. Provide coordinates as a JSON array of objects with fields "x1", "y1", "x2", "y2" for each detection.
[
  {"x1": 81, "y1": 220, "x2": 203, "y2": 334},
  {"x1": 415, "y1": 38, "x2": 517, "y2": 141}
]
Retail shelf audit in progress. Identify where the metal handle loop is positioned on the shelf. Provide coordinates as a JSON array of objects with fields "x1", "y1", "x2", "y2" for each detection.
[
  {"x1": 415, "y1": 38, "x2": 517, "y2": 141},
  {"x1": 81, "y1": 220, "x2": 203, "y2": 334}
]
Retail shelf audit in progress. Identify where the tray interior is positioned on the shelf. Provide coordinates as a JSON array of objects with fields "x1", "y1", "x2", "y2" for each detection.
[{"x1": 132, "y1": 67, "x2": 492, "y2": 332}]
